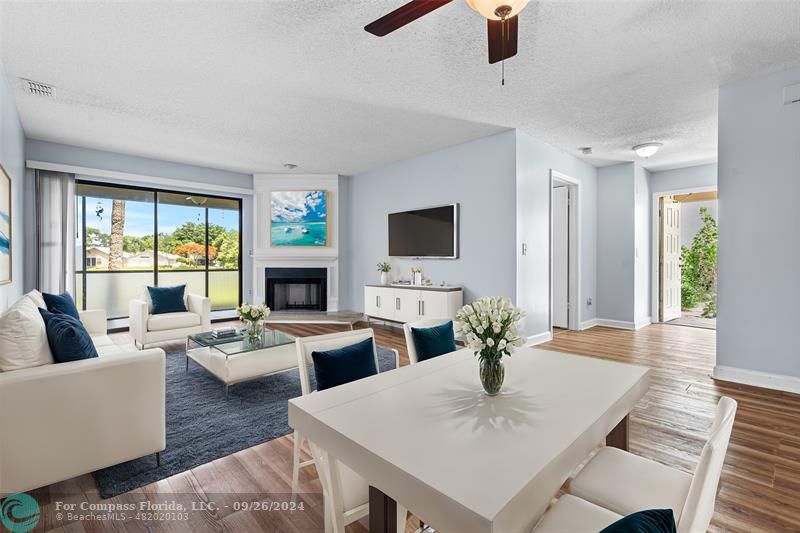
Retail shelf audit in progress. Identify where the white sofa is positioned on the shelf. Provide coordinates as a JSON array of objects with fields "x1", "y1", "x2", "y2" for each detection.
[
  {"x1": 0, "y1": 292, "x2": 166, "y2": 495},
  {"x1": 129, "y1": 287, "x2": 210, "y2": 349}
]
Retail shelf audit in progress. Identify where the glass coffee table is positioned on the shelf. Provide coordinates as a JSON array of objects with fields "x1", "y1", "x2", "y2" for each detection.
[{"x1": 186, "y1": 328, "x2": 297, "y2": 399}]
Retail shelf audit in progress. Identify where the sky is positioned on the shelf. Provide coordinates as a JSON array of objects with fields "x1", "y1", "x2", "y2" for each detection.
[
  {"x1": 270, "y1": 191, "x2": 327, "y2": 223},
  {"x1": 83, "y1": 197, "x2": 239, "y2": 237}
]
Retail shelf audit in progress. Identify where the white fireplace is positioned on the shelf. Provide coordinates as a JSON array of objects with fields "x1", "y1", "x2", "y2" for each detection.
[{"x1": 251, "y1": 174, "x2": 341, "y2": 311}]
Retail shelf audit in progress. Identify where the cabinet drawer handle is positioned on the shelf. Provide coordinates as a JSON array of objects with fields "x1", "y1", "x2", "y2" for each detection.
[
  {"x1": 377, "y1": 295, "x2": 380, "y2": 308},
  {"x1": 396, "y1": 297, "x2": 400, "y2": 310},
  {"x1": 421, "y1": 300, "x2": 425, "y2": 316}
]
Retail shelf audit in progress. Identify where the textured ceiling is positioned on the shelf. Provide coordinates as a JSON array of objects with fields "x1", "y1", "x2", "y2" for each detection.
[{"x1": 2, "y1": 1, "x2": 799, "y2": 175}]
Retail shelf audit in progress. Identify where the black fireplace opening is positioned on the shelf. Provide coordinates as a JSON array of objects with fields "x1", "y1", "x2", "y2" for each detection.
[{"x1": 266, "y1": 268, "x2": 327, "y2": 312}]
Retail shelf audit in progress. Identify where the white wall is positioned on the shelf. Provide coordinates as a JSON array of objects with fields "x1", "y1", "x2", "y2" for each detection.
[
  {"x1": 0, "y1": 61, "x2": 25, "y2": 311},
  {"x1": 596, "y1": 163, "x2": 635, "y2": 324},
  {"x1": 680, "y1": 199, "x2": 717, "y2": 245},
  {"x1": 649, "y1": 163, "x2": 717, "y2": 194},
  {"x1": 716, "y1": 64, "x2": 800, "y2": 385},
  {"x1": 515, "y1": 130, "x2": 598, "y2": 336},
  {"x1": 346, "y1": 130, "x2": 518, "y2": 312}
]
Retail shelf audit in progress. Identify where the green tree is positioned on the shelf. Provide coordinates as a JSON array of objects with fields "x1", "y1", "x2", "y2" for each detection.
[
  {"x1": 86, "y1": 227, "x2": 110, "y2": 247},
  {"x1": 680, "y1": 207, "x2": 717, "y2": 317},
  {"x1": 216, "y1": 231, "x2": 240, "y2": 268}
]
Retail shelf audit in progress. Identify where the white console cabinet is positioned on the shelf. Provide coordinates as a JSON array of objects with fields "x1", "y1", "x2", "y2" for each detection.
[{"x1": 364, "y1": 285, "x2": 463, "y2": 324}]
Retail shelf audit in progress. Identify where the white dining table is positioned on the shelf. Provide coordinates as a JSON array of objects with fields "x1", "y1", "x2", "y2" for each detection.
[{"x1": 288, "y1": 346, "x2": 650, "y2": 533}]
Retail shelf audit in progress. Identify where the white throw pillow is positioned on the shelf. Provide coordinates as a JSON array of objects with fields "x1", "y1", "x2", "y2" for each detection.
[
  {"x1": 25, "y1": 289, "x2": 47, "y2": 309},
  {"x1": 0, "y1": 296, "x2": 55, "y2": 372}
]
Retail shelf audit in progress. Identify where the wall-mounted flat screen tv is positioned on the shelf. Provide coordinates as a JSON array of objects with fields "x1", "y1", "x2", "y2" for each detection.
[{"x1": 388, "y1": 204, "x2": 459, "y2": 259}]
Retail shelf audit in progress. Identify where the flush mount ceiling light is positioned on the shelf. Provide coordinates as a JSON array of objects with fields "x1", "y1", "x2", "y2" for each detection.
[
  {"x1": 632, "y1": 142, "x2": 663, "y2": 158},
  {"x1": 283, "y1": 163, "x2": 298, "y2": 170},
  {"x1": 579, "y1": 147, "x2": 593, "y2": 155},
  {"x1": 365, "y1": 0, "x2": 531, "y2": 84}
]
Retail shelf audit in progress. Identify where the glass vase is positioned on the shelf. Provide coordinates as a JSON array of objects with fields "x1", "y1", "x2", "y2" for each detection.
[
  {"x1": 479, "y1": 358, "x2": 505, "y2": 396},
  {"x1": 246, "y1": 320, "x2": 263, "y2": 342}
]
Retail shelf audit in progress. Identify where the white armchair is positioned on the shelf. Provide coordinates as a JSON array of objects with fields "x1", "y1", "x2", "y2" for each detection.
[{"x1": 129, "y1": 287, "x2": 210, "y2": 349}]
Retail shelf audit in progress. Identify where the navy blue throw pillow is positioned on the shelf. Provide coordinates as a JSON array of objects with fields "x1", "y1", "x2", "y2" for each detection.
[
  {"x1": 43, "y1": 292, "x2": 80, "y2": 320},
  {"x1": 411, "y1": 320, "x2": 457, "y2": 362},
  {"x1": 147, "y1": 285, "x2": 187, "y2": 315},
  {"x1": 311, "y1": 337, "x2": 378, "y2": 391},
  {"x1": 600, "y1": 509, "x2": 676, "y2": 533},
  {"x1": 38, "y1": 308, "x2": 99, "y2": 363}
]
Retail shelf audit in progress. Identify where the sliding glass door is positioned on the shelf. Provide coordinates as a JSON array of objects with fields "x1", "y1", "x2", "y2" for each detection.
[{"x1": 75, "y1": 181, "x2": 241, "y2": 319}]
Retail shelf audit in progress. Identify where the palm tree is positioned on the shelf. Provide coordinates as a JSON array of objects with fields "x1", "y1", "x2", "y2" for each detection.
[{"x1": 109, "y1": 199, "x2": 125, "y2": 270}]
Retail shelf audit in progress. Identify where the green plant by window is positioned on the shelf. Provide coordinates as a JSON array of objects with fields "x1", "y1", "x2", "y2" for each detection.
[
  {"x1": 377, "y1": 261, "x2": 391, "y2": 273},
  {"x1": 680, "y1": 207, "x2": 717, "y2": 317}
]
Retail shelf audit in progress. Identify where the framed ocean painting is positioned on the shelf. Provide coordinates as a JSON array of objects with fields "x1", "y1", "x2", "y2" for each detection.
[
  {"x1": 0, "y1": 164, "x2": 11, "y2": 285},
  {"x1": 270, "y1": 190, "x2": 328, "y2": 247}
]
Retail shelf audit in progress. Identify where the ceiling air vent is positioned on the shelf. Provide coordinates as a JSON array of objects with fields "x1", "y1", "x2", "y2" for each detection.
[{"x1": 22, "y1": 78, "x2": 56, "y2": 98}]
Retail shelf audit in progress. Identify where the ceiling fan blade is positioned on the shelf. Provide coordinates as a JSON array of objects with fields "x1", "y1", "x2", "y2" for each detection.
[
  {"x1": 488, "y1": 15, "x2": 519, "y2": 64},
  {"x1": 365, "y1": 0, "x2": 453, "y2": 37}
]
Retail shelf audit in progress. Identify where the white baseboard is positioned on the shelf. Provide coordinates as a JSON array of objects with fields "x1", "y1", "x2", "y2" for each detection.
[
  {"x1": 593, "y1": 317, "x2": 652, "y2": 331},
  {"x1": 595, "y1": 318, "x2": 636, "y2": 330},
  {"x1": 712, "y1": 365, "x2": 800, "y2": 395},
  {"x1": 580, "y1": 318, "x2": 598, "y2": 330},
  {"x1": 526, "y1": 331, "x2": 553, "y2": 346}
]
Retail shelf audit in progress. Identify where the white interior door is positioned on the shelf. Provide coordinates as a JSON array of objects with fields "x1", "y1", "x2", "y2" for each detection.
[
  {"x1": 552, "y1": 186, "x2": 569, "y2": 328},
  {"x1": 660, "y1": 196, "x2": 682, "y2": 322}
]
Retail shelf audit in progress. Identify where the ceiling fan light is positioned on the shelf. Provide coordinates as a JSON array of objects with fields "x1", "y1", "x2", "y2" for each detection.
[
  {"x1": 633, "y1": 142, "x2": 663, "y2": 158},
  {"x1": 466, "y1": 0, "x2": 530, "y2": 20}
]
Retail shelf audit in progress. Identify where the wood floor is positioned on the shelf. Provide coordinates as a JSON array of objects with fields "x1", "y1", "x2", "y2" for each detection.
[{"x1": 27, "y1": 323, "x2": 800, "y2": 533}]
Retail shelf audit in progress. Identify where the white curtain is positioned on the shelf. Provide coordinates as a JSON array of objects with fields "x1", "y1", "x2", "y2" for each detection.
[{"x1": 36, "y1": 170, "x2": 76, "y2": 295}]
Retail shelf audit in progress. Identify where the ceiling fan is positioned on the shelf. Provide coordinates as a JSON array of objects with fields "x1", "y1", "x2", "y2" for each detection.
[{"x1": 365, "y1": 0, "x2": 529, "y2": 68}]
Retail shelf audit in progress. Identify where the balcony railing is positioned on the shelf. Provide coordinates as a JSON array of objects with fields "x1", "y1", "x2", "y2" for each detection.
[{"x1": 76, "y1": 269, "x2": 240, "y2": 319}]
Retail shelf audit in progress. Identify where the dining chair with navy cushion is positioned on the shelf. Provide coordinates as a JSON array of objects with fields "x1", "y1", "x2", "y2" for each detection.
[
  {"x1": 569, "y1": 397, "x2": 737, "y2": 533},
  {"x1": 294, "y1": 329, "x2": 408, "y2": 532},
  {"x1": 403, "y1": 318, "x2": 457, "y2": 364}
]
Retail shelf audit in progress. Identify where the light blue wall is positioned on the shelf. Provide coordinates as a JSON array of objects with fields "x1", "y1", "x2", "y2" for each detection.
[
  {"x1": 24, "y1": 140, "x2": 255, "y2": 301},
  {"x1": 345, "y1": 130, "x2": 518, "y2": 310},
  {"x1": 0, "y1": 61, "x2": 26, "y2": 311},
  {"x1": 26, "y1": 140, "x2": 252, "y2": 189},
  {"x1": 596, "y1": 163, "x2": 636, "y2": 323},
  {"x1": 649, "y1": 163, "x2": 717, "y2": 194},
  {"x1": 515, "y1": 130, "x2": 598, "y2": 336},
  {"x1": 717, "y1": 64, "x2": 800, "y2": 379}
]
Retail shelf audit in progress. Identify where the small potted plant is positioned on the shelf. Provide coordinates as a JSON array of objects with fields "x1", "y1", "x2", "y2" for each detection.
[
  {"x1": 377, "y1": 261, "x2": 391, "y2": 286},
  {"x1": 237, "y1": 302, "x2": 270, "y2": 341},
  {"x1": 455, "y1": 297, "x2": 524, "y2": 396}
]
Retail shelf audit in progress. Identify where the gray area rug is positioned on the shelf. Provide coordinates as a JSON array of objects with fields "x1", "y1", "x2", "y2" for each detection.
[{"x1": 92, "y1": 346, "x2": 397, "y2": 498}]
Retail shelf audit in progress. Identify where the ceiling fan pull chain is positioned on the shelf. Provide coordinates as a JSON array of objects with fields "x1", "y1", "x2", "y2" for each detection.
[{"x1": 501, "y1": 16, "x2": 506, "y2": 85}]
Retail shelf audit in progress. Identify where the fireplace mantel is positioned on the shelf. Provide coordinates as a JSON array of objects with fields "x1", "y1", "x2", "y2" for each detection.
[{"x1": 251, "y1": 173, "x2": 341, "y2": 311}]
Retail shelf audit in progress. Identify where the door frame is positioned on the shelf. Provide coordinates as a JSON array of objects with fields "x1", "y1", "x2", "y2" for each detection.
[
  {"x1": 549, "y1": 170, "x2": 581, "y2": 332},
  {"x1": 650, "y1": 185, "x2": 717, "y2": 323}
]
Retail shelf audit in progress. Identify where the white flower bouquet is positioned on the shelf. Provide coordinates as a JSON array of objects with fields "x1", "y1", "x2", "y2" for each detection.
[
  {"x1": 237, "y1": 302, "x2": 270, "y2": 322},
  {"x1": 455, "y1": 296, "x2": 524, "y2": 395},
  {"x1": 237, "y1": 302, "x2": 270, "y2": 339}
]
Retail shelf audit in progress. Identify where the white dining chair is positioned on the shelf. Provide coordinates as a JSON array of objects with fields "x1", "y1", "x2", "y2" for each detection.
[
  {"x1": 568, "y1": 396, "x2": 737, "y2": 533},
  {"x1": 309, "y1": 439, "x2": 409, "y2": 533},
  {"x1": 533, "y1": 494, "x2": 622, "y2": 533},
  {"x1": 403, "y1": 317, "x2": 457, "y2": 365},
  {"x1": 292, "y1": 328, "x2": 405, "y2": 531}
]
